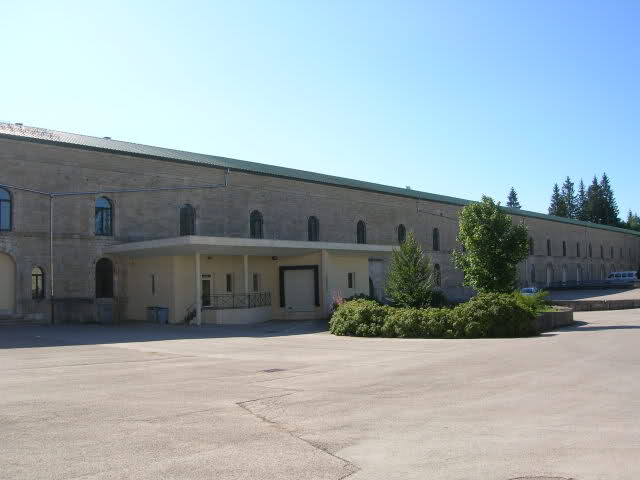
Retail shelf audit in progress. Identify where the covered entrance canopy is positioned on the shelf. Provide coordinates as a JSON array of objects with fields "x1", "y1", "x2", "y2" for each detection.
[{"x1": 105, "y1": 236, "x2": 392, "y2": 324}]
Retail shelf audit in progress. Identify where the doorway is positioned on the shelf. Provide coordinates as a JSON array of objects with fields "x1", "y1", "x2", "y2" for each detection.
[{"x1": 202, "y1": 274, "x2": 213, "y2": 307}]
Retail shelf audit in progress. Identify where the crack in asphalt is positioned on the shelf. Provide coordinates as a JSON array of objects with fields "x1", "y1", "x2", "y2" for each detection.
[{"x1": 237, "y1": 393, "x2": 360, "y2": 480}]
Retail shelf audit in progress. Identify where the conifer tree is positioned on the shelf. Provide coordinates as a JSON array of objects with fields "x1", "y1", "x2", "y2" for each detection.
[
  {"x1": 549, "y1": 183, "x2": 568, "y2": 217},
  {"x1": 506, "y1": 187, "x2": 521, "y2": 209},
  {"x1": 561, "y1": 176, "x2": 576, "y2": 218},
  {"x1": 576, "y1": 179, "x2": 588, "y2": 221},
  {"x1": 585, "y1": 176, "x2": 604, "y2": 223},
  {"x1": 599, "y1": 173, "x2": 619, "y2": 226}
]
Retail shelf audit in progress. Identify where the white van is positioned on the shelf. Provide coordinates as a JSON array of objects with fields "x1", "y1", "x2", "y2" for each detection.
[{"x1": 605, "y1": 271, "x2": 639, "y2": 285}]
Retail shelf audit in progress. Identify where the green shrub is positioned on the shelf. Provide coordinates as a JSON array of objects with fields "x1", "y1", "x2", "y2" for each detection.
[
  {"x1": 329, "y1": 293, "x2": 537, "y2": 339},
  {"x1": 512, "y1": 289, "x2": 550, "y2": 314},
  {"x1": 451, "y1": 292, "x2": 537, "y2": 338},
  {"x1": 329, "y1": 299, "x2": 390, "y2": 337}
]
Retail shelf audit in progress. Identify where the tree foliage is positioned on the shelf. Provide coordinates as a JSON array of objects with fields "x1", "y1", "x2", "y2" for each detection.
[
  {"x1": 548, "y1": 183, "x2": 568, "y2": 217},
  {"x1": 506, "y1": 187, "x2": 521, "y2": 209},
  {"x1": 386, "y1": 231, "x2": 438, "y2": 308},
  {"x1": 452, "y1": 196, "x2": 529, "y2": 293}
]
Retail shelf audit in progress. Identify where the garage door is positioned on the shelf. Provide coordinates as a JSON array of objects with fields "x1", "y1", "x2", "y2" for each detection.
[
  {"x1": 0, "y1": 253, "x2": 16, "y2": 313},
  {"x1": 283, "y1": 269, "x2": 316, "y2": 312}
]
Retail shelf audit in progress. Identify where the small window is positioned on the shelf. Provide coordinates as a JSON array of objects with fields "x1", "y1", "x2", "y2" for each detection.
[
  {"x1": 31, "y1": 267, "x2": 44, "y2": 299},
  {"x1": 180, "y1": 204, "x2": 196, "y2": 236},
  {"x1": 356, "y1": 220, "x2": 366, "y2": 244},
  {"x1": 95, "y1": 197, "x2": 113, "y2": 236},
  {"x1": 0, "y1": 187, "x2": 12, "y2": 232},
  {"x1": 529, "y1": 237, "x2": 534, "y2": 256},
  {"x1": 609, "y1": 246, "x2": 613, "y2": 258},
  {"x1": 347, "y1": 272, "x2": 355, "y2": 289},
  {"x1": 546, "y1": 239, "x2": 551, "y2": 256},
  {"x1": 151, "y1": 274, "x2": 156, "y2": 296},
  {"x1": 562, "y1": 241, "x2": 566, "y2": 257},
  {"x1": 432, "y1": 228, "x2": 440, "y2": 251},
  {"x1": 600, "y1": 245, "x2": 604, "y2": 258},
  {"x1": 308, "y1": 216, "x2": 319, "y2": 241},
  {"x1": 252, "y1": 273, "x2": 261, "y2": 292},
  {"x1": 576, "y1": 242, "x2": 581, "y2": 257},
  {"x1": 225, "y1": 273, "x2": 233, "y2": 293},
  {"x1": 434, "y1": 264, "x2": 441, "y2": 287},
  {"x1": 620, "y1": 247, "x2": 623, "y2": 258},
  {"x1": 250, "y1": 210, "x2": 263, "y2": 239},
  {"x1": 589, "y1": 243, "x2": 592, "y2": 258},
  {"x1": 397, "y1": 224, "x2": 406, "y2": 244}
]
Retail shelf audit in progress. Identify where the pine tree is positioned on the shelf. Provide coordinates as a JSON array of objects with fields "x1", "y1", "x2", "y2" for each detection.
[
  {"x1": 506, "y1": 187, "x2": 521, "y2": 209},
  {"x1": 576, "y1": 179, "x2": 588, "y2": 221},
  {"x1": 585, "y1": 176, "x2": 604, "y2": 223},
  {"x1": 549, "y1": 183, "x2": 568, "y2": 217},
  {"x1": 385, "y1": 232, "x2": 436, "y2": 308},
  {"x1": 561, "y1": 176, "x2": 576, "y2": 218},
  {"x1": 626, "y1": 210, "x2": 640, "y2": 232},
  {"x1": 599, "y1": 173, "x2": 619, "y2": 226}
]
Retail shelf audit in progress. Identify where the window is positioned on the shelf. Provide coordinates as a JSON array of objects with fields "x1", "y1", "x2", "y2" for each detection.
[
  {"x1": 546, "y1": 239, "x2": 551, "y2": 256},
  {"x1": 562, "y1": 241, "x2": 566, "y2": 257},
  {"x1": 529, "y1": 237, "x2": 534, "y2": 256},
  {"x1": 600, "y1": 245, "x2": 604, "y2": 259},
  {"x1": 95, "y1": 197, "x2": 113, "y2": 236},
  {"x1": 589, "y1": 243, "x2": 592, "y2": 258},
  {"x1": 432, "y1": 228, "x2": 440, "y2": 251},
  {"x1": 252, "y1": 273, "x2": 261, "y2": 292},
  {"x1": 530, "y1": 266, "x2": 536, "y2": 285},
  {"x1": 225, "y1": 273, "x2": 233, "y2": 293},
  {"x1": 250, "y1": 210, "x2": 263, "y2": 239},
  {"x1": 151, "y1": 274, "x2": 156, "y2": 296},
  {"x1": 397, "y1": 224, "x2": 406, "y2": 244},
  {"x1": 610, "y1": 246, "x2": 613, "y2": 258},
  {"x1": 620, "y1": 247, "x2": 623, "y2": 259},
  {"x1": 347, "y1": 272, "x2": 355, "y2": 289},
  {"x1": 434, "y1": 264, "x2": 441, "y2": 286},
  {"x1": 179, "y1": 204, "x2": 196, "y2": 236},
  {"x1": 95, "y1": 258, "x2": 114, "y2": 298},
  {"x1": 356, "y1": 220, "x2": 366, "y2": 244},
  {"x1": 31, "y1": 267, "x2": 44, "y2": 299},
  {"x1": 576, "y1": 242, "x2": 581, "y2": 257},
  {"x1": 0, "y1": 187, "x2": 11, "y2": 231},
  {"x1": 308, "y1": 216, "x2": 319, "y2": 241}
]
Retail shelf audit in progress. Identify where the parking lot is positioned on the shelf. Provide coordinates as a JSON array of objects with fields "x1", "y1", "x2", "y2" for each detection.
[{"x1": 2, "y1": 310, "x2": 640, "y2": 480}]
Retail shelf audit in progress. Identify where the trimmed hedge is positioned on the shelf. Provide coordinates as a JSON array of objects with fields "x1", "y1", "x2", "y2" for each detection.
[{"x1": 329, "y1": 293, "x2": 537, "y2": 338}]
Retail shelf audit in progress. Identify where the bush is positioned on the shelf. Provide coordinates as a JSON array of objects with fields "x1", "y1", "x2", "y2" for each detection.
[
  {"x1": 330, "y1": 293, "x2": 537, "y2": 339},
  {"x1": 329, "y1": 299, "x2": 390, "y2": 337},
  {"x1": 512, "y1": 289, "x2": 550, "y2": 315}
]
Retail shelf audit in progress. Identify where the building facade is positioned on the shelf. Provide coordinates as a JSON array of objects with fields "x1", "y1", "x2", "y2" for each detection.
[{"x1": 0, "y1": 123, "x2": 638, "y2": 324}]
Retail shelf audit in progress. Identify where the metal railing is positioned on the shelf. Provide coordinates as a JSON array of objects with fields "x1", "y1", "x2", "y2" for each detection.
[{"x1": 202, "y1": 292, "x2": 271, "y2": 310}]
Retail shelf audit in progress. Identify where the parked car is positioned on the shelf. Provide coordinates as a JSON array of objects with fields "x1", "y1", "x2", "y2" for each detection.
[
  {"x1": 605, "y1": 271, "x2": 638, "y2": 285},
  {"x1": 520, "y1": 287, "x2": 540, "y2": 296}
]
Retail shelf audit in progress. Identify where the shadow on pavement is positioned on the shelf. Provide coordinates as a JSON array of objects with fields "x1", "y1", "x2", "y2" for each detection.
[{"x1": 0, "y1": 319, "x2": 330, "y2": 349}]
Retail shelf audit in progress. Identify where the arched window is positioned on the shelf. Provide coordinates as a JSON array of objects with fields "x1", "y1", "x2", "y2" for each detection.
[
  {"x1": 179, "y1": 204, "x2": 196, "y2": 236},
  {"x1": 546, "y1": 239, "x2": 551, "y2": 256},
  {"x1": 434, "y1": 264, "x2": 441, "y2": 287},
  {"x1": 562, "y1": 241, "x2": 566, "y2": 257},
  {"x1": 529, "y1": 237, "x2": 534, "y2": 256},
  {"x1": 250, "y1": 210, "x2": 263, "y2": 239},
  {"x1": 95, "y1": 197, "x2": 113, "y2": 236},
  {"x1": 308, "y1": 216, "x2": 319, "y2": 241},
  {"x1": 31, "y1": 267, "x2": 44, "y2": 299},
  {"x1": 576, "y1": 242, "x2": 581, "y2": 257},
  {"x1": 0, "y1": 187, "x2": 12, "y2": 232},
  {"x1": 397, "y1": 224, "x2": 406, "y2": 244},
  {"x1": 588, "y1": 243, "x2": 592, "y2": 258},
  {"x1": 432, "y1": 228, "x2": 440, "y2": 251},
  {"x1": 356, "y1": 220, "x2": 366, "y2": 244},
  {"x1": 95, "y1": 258, "x2": 114, "y2": 298},
  {"x1": 600, "y1": 245, "x2": 604, "y2": 259}
]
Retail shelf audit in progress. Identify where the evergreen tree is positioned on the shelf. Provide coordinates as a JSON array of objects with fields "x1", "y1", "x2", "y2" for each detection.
[
  {"x1": 561, "y1": 176, "x2": 576, "y2": 218},
  {"x1": 385, "y1": 232, "x2": 436, "y2": 308},
  {"x1": 626, "y1": 210, "x2": 640, "y2": 232},
  {"x1": 576, "y1": 179, "x2": 588, "y2": 221},
  {"x1": 549, "y1": 183, "x2": 568, "y2": 217},
  {"x1": 599, "y1": 173, "x2": 619, "y2": 226},
  {"x1": 506, "y1": 187, "x2": 521, "y2": 209},
  {"x1": 585, "y1": 176, "x2": 604, "y2": 223}
]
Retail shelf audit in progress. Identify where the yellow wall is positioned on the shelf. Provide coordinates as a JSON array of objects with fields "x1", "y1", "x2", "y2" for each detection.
[
  {"x1": 126, "y1": 256, "x2": 174, "y2": 322},
  {"x1": 0, "y1": 253, "x2": 16, "y2": 312}
]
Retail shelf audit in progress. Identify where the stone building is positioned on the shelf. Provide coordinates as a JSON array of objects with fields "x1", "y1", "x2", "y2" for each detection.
[{"x1": 0, "y1": 122, "x2": 638, "y2": 324}]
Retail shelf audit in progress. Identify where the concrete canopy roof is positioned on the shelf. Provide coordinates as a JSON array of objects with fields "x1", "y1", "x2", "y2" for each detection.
[{"x1": 104, "y1": 236, "x2": 394, "y2": 258}]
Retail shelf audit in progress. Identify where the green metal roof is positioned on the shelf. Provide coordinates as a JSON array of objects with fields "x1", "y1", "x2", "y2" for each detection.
[{"x1": 1, "y1": 122, "x2": 638, "y2": 237}]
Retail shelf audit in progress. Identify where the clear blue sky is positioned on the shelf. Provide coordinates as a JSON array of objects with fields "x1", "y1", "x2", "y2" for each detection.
[{"x1": 2, "y1": 0, "x2": 638, "y2": 216}]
